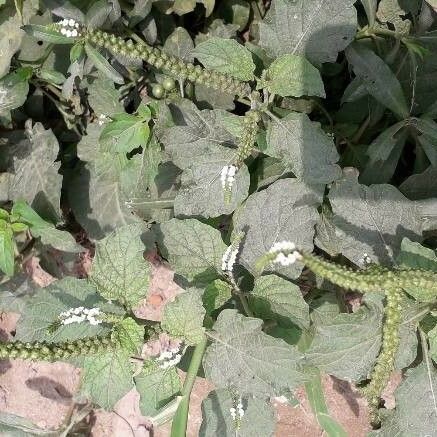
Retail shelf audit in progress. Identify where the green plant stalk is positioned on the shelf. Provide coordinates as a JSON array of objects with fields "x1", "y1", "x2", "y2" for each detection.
[
  {"x1": 0, "y1": 334, "x2": 115, "y2": 361},
  {"x1": 305, "y1": 367, "x2": 348, "y2": 437},
  {"x1": 84, "y1": 29, "x2": 251, "y2": 97},
  {"x1": 170, "y1": 335, "x2": 208, "y2": 437}
]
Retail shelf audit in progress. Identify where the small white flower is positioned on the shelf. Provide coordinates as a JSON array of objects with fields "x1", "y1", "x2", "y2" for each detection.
[
  {"x1": 98, "y1": 114, "x2": 109, "y2": 125},
  {"x1": 268, "y1": 241, "x2": 302, "y2": 267},
  {"x1": 71, "y1": 29, "x2": 78, "y2": 37},
  {"x1": 68, "y1": 18, "x2": 75, "y2": 26},
  {"x1": 220, "y1": 164, "x2": 238, "y2": 191},
  {"x1": 58, "y1": 306, "x2": 102, "y2": 326}
]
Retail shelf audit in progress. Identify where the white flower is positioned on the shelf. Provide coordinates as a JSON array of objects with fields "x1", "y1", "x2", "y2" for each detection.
[
  {"x1": 58, "y1": 18, "x2": 82, "y2": 38},
  {"x1": 58, "y1": 306, "x2": 102, "y2": 326},
  {"x1": 268, "y1": 241, "x2": 302, "y2": 267},
  {"x1": 230, "y1": 397, "x2": 245, "y2": 423},
  {"x1": 97, "y1": 114, "x2": 109, "y2": 125},
  {"x1": 157, "y1": 344, "x2": 183, "y2": 369},
  {"x1": 220, "y1": 164, "x2": 238, "y2": 191}
]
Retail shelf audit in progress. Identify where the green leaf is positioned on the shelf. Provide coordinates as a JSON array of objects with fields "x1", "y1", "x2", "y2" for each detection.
[
  {"x1": 369, "y1": 364, "x2": 437, "y2": 436},
  {"x1": 400, "y1": 166, "x2": 437, "y2": 200},
  {"x1": 203, "y1": 309, "x2": 306, "y2": 397},
  {"x1": 14, "y1": 277, "x2": 113, "y2": 343},
  {"x1": 68, "y1": 157, "x2": 142, "y2": 239},
  {"x1": 135, "y1": 361, "x2": 181, "y2": 416},
  {"x1": 263, "y1": 54, "x2": 325, "y2": 98},
  {"x1": 161, "y1": 289, "x2": 205, "y2": 345},
  {"x1": 90, "y1": 223, "x2": 150, "y2": 307},
  {"x1": 360, "y1": 121, "x2": 408, "y2": 184},
  {"x1": 304, "y1": 368, "x2": 348, "y2": 437},
  {"x1": 361, "y1": 0, "x2": 377, "y2": 26},
  {"x1": 429, "y1": 325, "x2": 437, "y2": 363},
  {"x1": 345, "y1": 43, "x2": 409, "y2": 119},
  {"x1": 232, "y1": 178, "x2": 320, "y2": 279},
  {"x1": 160, "y1": 100, "x2": 237, "y2": 169},
  {"x1": 376, "y1": 0, "x2": 416, "y2": 33},
  {"x1": 315, "y1": 168, "x2": 422, "y2": 266},
  {"x1": 174, "y1": 153, "x2": 250, "y2": 218},
  {"x1": 99, "y1": 113, "x2": 150, "y2": 153},
  {"x1": 306, "y1": 293, "x2": 384, "y2": 382},
  {"x1": 7, "y1": 122, "x2": 62, "y2": 221},
  {"x1": 199, "y1": 389, "x2": 275, "y2": 437},
  {"x1": 258, "y1": 0, "x2": 357, "y2": 64},
  {"x1": 22, "y1": 24, "x2": 75, "y2": 44},
  {"x1": 265, "y1": 112, "x2": 341, "y2": 185},
  {"x1": 0, "y1": 68, "x2": 30, "y2": 115},
  {"x1": 12, "y1": 200, "x2": 82, "y2": 252},
  {"x1": 251, "y1": 275, "x2": 310, "y2": 330},
  {"x1": 397, "y1": 238, "x2": 437, "y2": 302},
  {"x1": 85, "y1": 42, "x2": 124, "y2": 84},
  {"x1": 81, "y1": 318, "x2": 143, "y2": 410},
  {"x1": 164, "y1": 27, "x2": 194, "y2": 62},
  {"x1": 155, "y1": 218, "x2": 226, "y2": 286},
  {"x1": 0, "y1": 226, "x2": 14, "y2": 276},
  {"x1": 192, "y1": 37, "x2": 255, "y2": 81},
  {"x1": 203, "y1": 279, "x2": 232, "y2": 315},
  {"x1": 38, "y1": 69, "x2": 66, "y2": 85},
  {"x1": 81, "y1": 349, "x2": 133, "y2": 410},
  {"x1": 88, "y1": 75, "x2": 124, "y2": 117},
  {"x1": 415, "y1": 118, "x2": 437, "y2": 167}
]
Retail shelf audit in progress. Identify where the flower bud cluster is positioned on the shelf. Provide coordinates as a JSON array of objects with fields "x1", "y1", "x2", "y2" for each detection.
[
  {"x1": 222, "y1": 233, "x2": 244, "y2": 288},
  {"x1": 84, "y1": 29, "x2": 251, "y2": 96},
  {"x1": 156, "y1": 345, "x2": 183, "y2": 369},
  {"x1": 57, "y1": 18, "x2": 82, "y2": 38},
  {"x1": 362, "y1": 287, "x2": 402, "y2": 425},
  {"x1": 0, "y1": 334, "x2": 114, "y2": 361},
  {"x1": 59, "y1": 306, "x2": 102, "y2": 326},
  {"x1": 234, "y1": 110, "x2": 261, "y2": 168}
]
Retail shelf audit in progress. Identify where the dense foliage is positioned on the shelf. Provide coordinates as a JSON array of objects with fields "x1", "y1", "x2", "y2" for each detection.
[{"x1": 1, "y1": 0, "x2": 437, "y2": 435}]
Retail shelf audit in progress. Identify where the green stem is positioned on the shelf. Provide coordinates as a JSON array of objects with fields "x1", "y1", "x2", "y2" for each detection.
[
  {"x1": 170, "y1": 335, "x2": 208, "y2": 437},
  {"x1": 356, "y1": 27, "x2": 406, "y2": 41}
]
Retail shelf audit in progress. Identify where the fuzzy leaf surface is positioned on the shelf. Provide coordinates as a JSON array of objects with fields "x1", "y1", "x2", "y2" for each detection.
[
  {"x1": 369, "y1": 364, "x2": 437, "y2": 436},
  {"x1": 266, "y1": 113, "x2": 341, "y2": 185},
  {"x1": 90, "y1": 223, "x2": 150, "y2": 307},
  {"x1": 263, "y1": 54, "x2": 325, "y2": 98},
  {"x1": 135, "y1": 361, "x2": 181, "y2": 416},
  {"x1": 192, "y1": 37, "x2": 255, "y2": 81},
  {"x1": 203, "y1": 309, "x2": 306, "y2": 397},
  {"x1": 232, "y1": 178, "x2": 320, "y2": 279},
  {"x1": 251, "y1": 275, "x2": 310, "y2": 330},
  {"x1": 161, "y1": 290, "x2": 206, "y2": 345},
  {"x1": 306, "y1": 293, "x2": 384, "y2": 382},
  {"x1": 315, "y1": 169, "x2": 422, "y2": 266},
  {"x1": 258, "y1": 0, "x2": 357, "y2": 64},
  {"x1": 14, "y1": 277, "x2": 112, "y2": 342},
  {"x1": 199, "y1": 389, "x2": 275, "y2": 437},
  {"x1": 155, "y1": 218, "x2": 226, "y2": 285}
]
